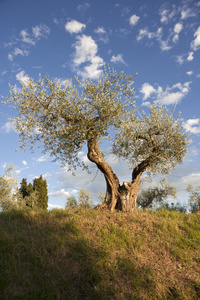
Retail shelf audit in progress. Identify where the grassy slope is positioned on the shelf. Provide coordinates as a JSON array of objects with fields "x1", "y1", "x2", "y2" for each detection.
[{"x1": 0, "y1": 208, "x2": 199, "y2": 300}]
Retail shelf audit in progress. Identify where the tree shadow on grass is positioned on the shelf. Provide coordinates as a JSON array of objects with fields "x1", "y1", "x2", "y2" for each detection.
[{"x1": 0, "y1": 210, "x2": 159, "y2": 299}]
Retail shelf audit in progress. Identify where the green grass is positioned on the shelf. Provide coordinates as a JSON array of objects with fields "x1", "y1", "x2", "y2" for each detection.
[{"x1": 0, "y1": 208, "x2": 200, "y2": 299}]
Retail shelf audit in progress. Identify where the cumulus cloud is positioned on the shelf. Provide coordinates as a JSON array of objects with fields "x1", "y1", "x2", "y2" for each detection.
[
  {"x1": 77, "y1": 2, "x2": 90, "y2": 12},
  {"x1": 1, "y1": 121, "x2": 17, "y2": 133},
  {"x1": 20, "y1": 29, "x2": 35, "y2": 45},
  {"x1": 72, "y1": 34, "x2": 104, "y2": 79},
  {"x1": 65, "y1": 20, "x2": 86, "y2": 34},
  {"x1": 159, "y1": 8, "x2": 176, "y2": 24},
  {"x1": 49, "y1": 189, "x2": 70, "y2": 198},
  {"x1": 16, "y1": 70, "x2": 30, "y2": 85},
  {"x1": 173, "y1": 23, "x2": 183, "y2": 43},
  {"x1": 48, "y1": 203, "x2": 64, "y2": 210},
  {"x1": 174, "y1": 23, "x2": 183, "y2": 34},
  {"x1": 137, "y1": 27, "x2": 173, "y2": 51},
  {"x1": 191, "y1": 26, "x2": 200, "y2": 51},
  {"x1": 175, "y1": 55, "x2": 184, "y2": 65},
  {"x1": 32, "y1": 24, "x2": 51, "y2": 39},
  {"x1": 7, "y1": 24, "x2": 50, "y2": 61},
  {"x1": 140, "y1": 81, "x2": 191, "y2": 105},
  {"x1": 94, "y1": 27, "x2": 109, "y2": 43},
  {"x1": 129, "y1": 14, "x2": 140, "y2": 26},
  {"x1": 186, "y1": 71, "x2": 193, "y2": 76},
  {"x1": 187, "y1": 51, "x2": 194, "y2": 61},
  {"x1": 140, "y1": 83, "x2": 156, "y2": 100},
  {"x1": 35, "y1": 155, "x2": 49, "y2": 162},
  {"x1": 181, "y1": 8, "x2": 196, "y2": 20},
  {"x1": 184, "y1": 119, "x2": 200, "y2": 134},
  {"x1": 22, "y1": 160, "x2": 27, "y2": 166},
  {"x1": 110, "y1": 54, "x2": 126, "y2": 64},
  {"x1": 8, "y1": 47, "x2": 29, "y2": 61}
]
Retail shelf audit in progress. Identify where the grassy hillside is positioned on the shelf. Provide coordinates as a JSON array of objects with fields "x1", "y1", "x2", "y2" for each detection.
[{"x1": 0, "y1": 208, "x2": 199, "y2": 300}]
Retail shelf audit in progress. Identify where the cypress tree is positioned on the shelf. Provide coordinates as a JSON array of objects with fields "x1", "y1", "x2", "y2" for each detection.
[
  {"x1": 19, "y1": 178, "x2": 29, "y2": 198},
  {"x1": 33, "y1": 175, "x2": 48, "y2": 210}
]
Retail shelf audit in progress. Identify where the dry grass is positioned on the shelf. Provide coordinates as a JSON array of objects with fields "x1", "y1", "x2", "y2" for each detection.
[{"x1": 0, "y1": 208, "x2": 199, "y2": 299}]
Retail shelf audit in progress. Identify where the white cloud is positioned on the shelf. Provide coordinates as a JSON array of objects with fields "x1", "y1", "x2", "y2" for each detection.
[
  {"x1": 48, "y1": 203, "x2": 64, "y2": 210},
  {"x1": 186, "y1": 71, "x2": 193, "y2": 76},
  {"x1": 35, "y1": 155, "x2": 49, "y2": 162},
  {"x1": 20, "y1": 29, "x2": 35, "y2": 45},
  {"x1": 94, "y1": 27, "x2": 109, "y2": 43},
  {"x1": 176, "y1": 55, "x2": 184, "y2": 65},
  {"x1": 65, "y1": 20, "x2": 86, "y2": 34},
  {"x1": 172, "y1": 34, "x2": 179, "y2": 43},
  {"x1": 140, "y1": 83, "x2": 156, "y2": 100},
  {"x1": 110, "y1": 54, "x2": 126, "y2": 64},
  {"x1": 191, "y1": 26, "x2": 200, "y2": 51},
  {"x1": 187, "y1": 51, "x2": 194, "y2": 61},
  {"x1": 16, "y1": 70, "x2": 30, "y2": 85},
  {"x1": 174, "y1": 23, "x2": 183, "y2": 34},
  {"x1": 184, "y1": 119, "x2": 200, "y2": 134},
  {"x1": 129, "y1": 14, "x2": 140, "y2": 26},
  {"x1": 42, "y1": 172, "x2": 53, "y2": 179},
  {"x1": 22, "y1": 160, "x2": 27, "y2": 166},
  {"x1": 72, "y1": 34, "x2": 104, "y2": 79},
  {"x1": 77, "y1": 2, "x2": 90, "y2": 12},
  {"x1": 182, "y1": 172, "x2": 200, "y2": 187},
  {"x1": 159, "y1": 8, "x2": 176, "y2": 24},
  {"x1": 8, "y1": 54, "x2": 13, "y2": 61},
  {"x1": 32, "y1": 24, "x2": 50, "y2": 39},
  {"x1": 13, "y1": 47, "x2": 29, "y2": 56},
  {"x1": 137, "y1": 27, "x2": 172, "y2": 51},
  {"x1": 49, "y1": 189, "x2": 70, "y2": 198},
  {"x1": 140, "y1": 81, "x2": 191, "y2": 105},
  {"x1": 8, "y1": 47, "x2": 29, "y2": 61},
  {"x1": 1, "y1": 121, "x2": 17, "y2": 133},
  {"x1": 181, "y1": 8, "x2": 196, "y2": 20},
  {"x1": 173, "y1": 23, "x2": 183, "y2": 43},
  {"x1": 159, "y1": 39, "x2": 172, "y2": 51},
  {"x1": 94, "y1": 27, "x2": 106, "y2": 34}
]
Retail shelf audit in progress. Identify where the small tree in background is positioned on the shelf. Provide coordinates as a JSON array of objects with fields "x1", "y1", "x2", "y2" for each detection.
[
  {"x1": 66, "y1": 188, "x2": 93, "y2": 209},
  {"x1": 33, "y1": 175, "x2": 48, "y2": 210},
  {"x1": 0, "y1": 165, "x2": 25, "y2": 211},
  {"x1": 137, "y1": 179, "x2": 177, "y2": 210},
  {"x1": 187, "y1": 184, "x2": 200, "y2": 213},
  {"x1": 66, "y1": 195, "x2": 78, "y2": 208},
  {"x1": 24, "y1": 190, "x2": 39, "y2": 209},
  {"x1": 19, "y1": 178, "x2": 29, "y2": 198},
  {"x1": 78, "y1": 188, "x2": 93, "y2": 208}
]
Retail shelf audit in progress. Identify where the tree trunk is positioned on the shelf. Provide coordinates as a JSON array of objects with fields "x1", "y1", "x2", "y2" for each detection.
[
  {"x1": 87, "y1": 134, "x2": 147, "y2": 213},
  {"x1": 103, "y1": 176, "x2": 141, "y2": 213}
]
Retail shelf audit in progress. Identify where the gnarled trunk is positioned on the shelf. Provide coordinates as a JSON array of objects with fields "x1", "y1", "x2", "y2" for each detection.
[
  {"x1": 87, "y1": 135, "x2": 147, "y2": 213},
  {"x1": 104, "y1": 176, "x2": 141, "y2": 213}
]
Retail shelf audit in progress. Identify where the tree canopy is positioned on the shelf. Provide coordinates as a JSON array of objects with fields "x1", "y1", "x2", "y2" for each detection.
[{"x1": 4, "y1": 67, "x2": 190, "y2": 212}]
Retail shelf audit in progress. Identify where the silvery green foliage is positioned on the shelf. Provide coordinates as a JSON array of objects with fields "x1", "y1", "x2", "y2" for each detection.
[
  {"x1": 78, "y1": 188, "x2": 93, "y2": 208},
  {"x1": 5, "y1": 68, "x2": 189, "y2": 178},
  {"x1": 5, "y1": 68, "x2": 135, "y2": 172},
  {"x1": 113, "y1": 104, "x2": 190, "y2": 176},
  {"x1": 137, "y1": 178, "x2": 177, "y2": 209},
  {"x1": 66, "y1": 188, "x2": 93, "y2": 209},
  {"x1": 0, "y1": 164, "x2": 26, "y2": 211},
  {"x1": 187, "y1": 184, "x2": 200, "y2": 213},
  {"x1": 66, "y1": 195, "x2": 78, "y2": 208}
]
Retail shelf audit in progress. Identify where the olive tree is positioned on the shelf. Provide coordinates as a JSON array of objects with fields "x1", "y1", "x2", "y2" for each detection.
[
  {"x1": 4, "y1": 68, "x2": 189, "y2": 212},
  {"x1": 187, "y1": 184, "x2": 200, "y2": 213},
  {"x1": 0, "y1": 164, "x2": 25, "y2": 211},
  {"x1": 137, "y1": 179, "x2": 177, "y2": 210}
]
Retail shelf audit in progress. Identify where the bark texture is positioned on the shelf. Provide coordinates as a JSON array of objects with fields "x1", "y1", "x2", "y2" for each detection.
[{"x1": 87, "y1": 135, "x2": 148, "y2": 213}]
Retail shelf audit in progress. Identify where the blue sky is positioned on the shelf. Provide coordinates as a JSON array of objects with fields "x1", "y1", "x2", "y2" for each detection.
[{"x1": 0, "y1": 0, "x2": 200, "y2": 209}]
